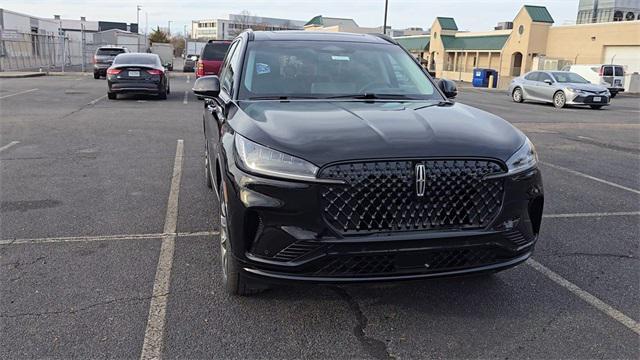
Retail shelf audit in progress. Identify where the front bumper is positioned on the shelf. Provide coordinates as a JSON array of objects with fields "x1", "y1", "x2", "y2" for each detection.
[
  {"x1": 566, "y1": 92, "x2": 610, "y2": 106},
  {"x1": 222, "y1": 157, "x2": 544, "y2": 283}
]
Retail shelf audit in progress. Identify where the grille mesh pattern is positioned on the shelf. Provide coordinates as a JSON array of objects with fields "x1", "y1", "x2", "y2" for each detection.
[
  {"x1": 319, "y1": 160, "x2": 505, "y2": 235},
  {"x1": 311, "y1": 248, "x2": 499, "y2": 277}
]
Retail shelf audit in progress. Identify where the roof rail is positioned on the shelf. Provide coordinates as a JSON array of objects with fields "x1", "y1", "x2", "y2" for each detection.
[{"x1": 369, "y1": 33, "x2": 397, "y2": 45}]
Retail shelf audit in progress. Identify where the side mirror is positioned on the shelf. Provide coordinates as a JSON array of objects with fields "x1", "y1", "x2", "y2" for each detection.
[
  {"x1": 544, "y1": 79, "x2": 553, "y2": 85},
  {"x1": 193, "y1": 75, "x2": 220, "y2": 98},
  {"x1": 437, "y1": 79, "x2": 457, "y2": 99}
]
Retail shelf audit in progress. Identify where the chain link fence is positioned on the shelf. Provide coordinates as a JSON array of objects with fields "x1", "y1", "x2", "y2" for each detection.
[{"x1": 1, "y1": 31, "x2": 146, "y2": 72}]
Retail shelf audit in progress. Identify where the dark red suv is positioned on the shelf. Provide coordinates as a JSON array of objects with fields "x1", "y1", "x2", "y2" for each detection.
[{"x1": 196, "y1": 40, "x2": 231, "y2": 78}]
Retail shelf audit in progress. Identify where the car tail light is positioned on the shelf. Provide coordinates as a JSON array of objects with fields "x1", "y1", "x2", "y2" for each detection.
[
  {"x1": 146, "y1": 69, "x2": 162, "y2": 75},
  {"x1": 93, "y1": 55, "x2": 97, "y2": 64},
  {"x1": 599, "y1": 66, "x2": 604, "y2": 76},
  {"x1": 106, "y1": 68, "x2": 121, "y2": 75},
  {"x1": 196, "y1": 61, "x2": 204, "y2": 77}
]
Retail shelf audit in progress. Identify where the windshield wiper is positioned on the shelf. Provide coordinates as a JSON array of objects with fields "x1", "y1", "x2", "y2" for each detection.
[
  {"x1": 413, "y1": 100, "x2": 454, "y2": 110},
  {"x1": 247, "y1": 95, "x2": 319, "y2": 100},
  {"x1": 325, "y1": 93, "x2": 421, "y2": 100}
]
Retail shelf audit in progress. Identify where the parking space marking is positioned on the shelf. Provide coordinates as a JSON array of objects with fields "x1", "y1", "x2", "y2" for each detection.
[
  {"x1": 527, "y1": 258, "x2": 640, "y2": 335},
  {"x1": 141, "y1": 139, "x2": 184, "y2": 360},
  {"x1": 186, "y1": 75, "x2": 190, "y2": 83},
  {"x1": 544, "y1": 211, "x2": 640, "y2": 218},
  {"x1": 88, "y1": 94, "x2": 107, "y2": 106},
  {"x1": 0, "y1": 88, "x2": 38, "y2": 99},
  {"x1": 183, "y1": 90, "x2": 188, "y2": 105},
  {"x1": 0, "y1": 141, "x2": 20, "y2": 153},
  {"x1": 541, "y1": 161, "x2": 640, "y2": 195},
  {"x1": 0, "y1": 231, "x2": 218, "y2": 246}
]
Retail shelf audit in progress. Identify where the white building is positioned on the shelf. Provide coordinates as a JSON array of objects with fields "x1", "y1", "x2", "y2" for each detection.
[{"x1": 191, "y1": 14, "x2": 305, "y2": 40}]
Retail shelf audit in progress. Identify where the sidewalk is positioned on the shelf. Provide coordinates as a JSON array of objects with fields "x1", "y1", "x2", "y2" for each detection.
[{"x1": 0, "y1": 72, "x2": 46, "y2": 79}]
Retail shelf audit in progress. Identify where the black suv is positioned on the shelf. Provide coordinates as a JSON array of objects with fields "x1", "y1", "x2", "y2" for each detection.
[
  {"x1": 93, "y1": 46, "x2": 128, "y2": 79},
  {"x1": 193, "y1": 31, "x2": 544, "y2": 296}
]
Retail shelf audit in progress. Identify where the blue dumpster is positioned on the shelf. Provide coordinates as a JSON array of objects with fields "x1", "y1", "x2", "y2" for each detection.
[{"x1": 472, "y1": 68, "x2": 499, "y2": 88}]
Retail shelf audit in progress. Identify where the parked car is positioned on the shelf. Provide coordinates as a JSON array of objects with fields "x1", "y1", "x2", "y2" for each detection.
[
  {"x1": 183, "y1": 54, "x2": 199, "y2": 72},
  {"x1": 93, "y1": 46, "x2": 128, "y2": 79},
  {"x1": 193, "y1": 31, "x2": 544, "y2": 296},
  {"x1": 106, "y1": 53, "x2": 170, "y2": 100},
  {"x1": 195, "y1": 40, "x2": 231, "y2": 78},
  {"x1": 563, "y1": 64, "x2": 625, "y2": 98},
  {"x1": 509, "y1": 70, "x2": 610, "y2": 109}
]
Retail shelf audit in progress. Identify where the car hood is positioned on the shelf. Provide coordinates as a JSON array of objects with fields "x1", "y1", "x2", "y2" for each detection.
[
  {"x1": 562, "y1": 82, "x2": 607, "y2": 92},
  {"x1": 232, "y1": 100, "x2": 525, "y2": 167}
]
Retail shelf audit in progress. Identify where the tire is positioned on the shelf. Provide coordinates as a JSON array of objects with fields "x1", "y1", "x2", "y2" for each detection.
[
  {"x1": 218, "y1": 183, "x2": 267, "y2": 296},
  {"x1": 158, "y1": 88, "x2": 167, "y2": 100},
  {"x1": 512, "y1": 87, "x2": 524, "y2": 103},
  {"x1": 204, "y1": 142, "x2": 213, "y2": 189},
  {"x1": 107, "y1": 92, "x2": 117, "y2": 100},
  {"x1": 590, "y1": 105, "x2": 603, "y2": 110},
  {"x1": 167, "y1": 84, "x2": 170, "y2": 95},
  {"x1": 94, "y1": 72, "x2": 100, "y2": 79},
  {"x1": 553, "y1": 91, "x2": 566, "y2": 109}
]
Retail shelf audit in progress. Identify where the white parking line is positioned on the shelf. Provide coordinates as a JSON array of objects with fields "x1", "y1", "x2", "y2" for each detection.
[
  {"x1": 0, "y1": 141, "x2": 20, "y2": 153},
  {"x1": 527, "y1": 259, "x2": 640, "y2": 335},
  {"x1": 0, "y1": 88, "x2": 38, "y2": 99},
  {"x1": 0, "y1": 231, "x2": 218, "y2": 246},
  {"x1": 541, "y1": 161, "x2": 640, "y2": 195},
  {"x1": 141, "y1": 139, "x2": 184, "y2": 360},
  {"x1": 186, "y1": 75, "x2": 190, "y2": 83},
  {"x1": 183, "y1": 90, "x2": 188, "y2": 104},
  {"x1": 88, "y1": 94, "x2": 107, "y2": 106},
  {"x1": 544, "y1": 211, "x2": 640, "y2": 218}
]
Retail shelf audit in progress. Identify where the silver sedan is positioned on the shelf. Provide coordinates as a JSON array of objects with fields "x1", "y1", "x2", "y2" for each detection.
[{"x1": 508, "y1": 70, "x2": 610, "y2": 109}]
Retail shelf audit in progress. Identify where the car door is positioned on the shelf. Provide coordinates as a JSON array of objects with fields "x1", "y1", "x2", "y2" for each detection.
[
  {"x1": 204, "y1": 39, "x2": 240, "y2": 189},
  {"x1": 521, "y1": 72, "x2": 540, "y2": 100},
  {"x1": 535, "y1": 72, "x2": 556, "y2": 102}
]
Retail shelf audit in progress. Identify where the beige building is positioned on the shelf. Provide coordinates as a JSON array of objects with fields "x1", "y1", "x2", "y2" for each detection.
[{"x1": 395, "y1": 5, "x2": 640, "y2": 89}]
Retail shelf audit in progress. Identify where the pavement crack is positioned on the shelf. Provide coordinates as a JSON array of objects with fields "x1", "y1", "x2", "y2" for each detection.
[
  {"x1": 332, "y1": 286, "x2": 393, "y2": 360},
  {"x1": 0, "y1": 292, "x2": 173, "y2": 319},
  {"x1": 552, "y1": 252, "x2": 636, "y2": 260}
]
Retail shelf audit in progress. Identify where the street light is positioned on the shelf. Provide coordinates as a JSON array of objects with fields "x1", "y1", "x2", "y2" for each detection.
[
  {"x1": 168, "y1": 21, "x2": 172, "y2": 36},
  {"x1": 136, "y1": 5, "x2": 141, "y2": 51},
  {"x1": 383, "y1": 0, "x2": 389, "y2": 35}
]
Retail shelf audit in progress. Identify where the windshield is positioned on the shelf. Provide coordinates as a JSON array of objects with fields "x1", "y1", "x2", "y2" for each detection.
[
  {"x1": 113, "y1": 54, "x2": 160, "y2": 65},
  {"x1": 239, "y1": 41, "x2": 440, "y2": 100},
  {"x1": 202, "y1": 43, "x2": 230, "y2": 61},
  {"x1": 552, "y1": 72, "x2": 590, "y2": 84}
]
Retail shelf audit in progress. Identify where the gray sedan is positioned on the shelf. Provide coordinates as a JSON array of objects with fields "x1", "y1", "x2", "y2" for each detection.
[{"x1": 508, "y1": 70, "x2": 610, "y2": 109}]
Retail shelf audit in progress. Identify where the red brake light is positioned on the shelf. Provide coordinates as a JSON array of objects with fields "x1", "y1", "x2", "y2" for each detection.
[
  {"x1": 147, "y1": 69, "x2": 163, "y2": 75},
  {"x1": 106, "y1": 68, "x2": 121, "y2": 75},
  {"x1": 93, "y1": 55, "x2": 97, "y2": 64},
  {"x1": 196, "y1": 61, "x2": 204, "y2": 77},
  {"x1": 599, "y1": 66, "x2": 604, "y2": 76}
]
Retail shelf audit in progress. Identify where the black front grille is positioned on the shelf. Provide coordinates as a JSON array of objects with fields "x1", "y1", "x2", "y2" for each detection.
[
  {"x1": 319, "y1": 159, "x2": 505, "y2": 235},
  {"x1": 310, "y1": 248, "x2": 501, "y2": 277}
]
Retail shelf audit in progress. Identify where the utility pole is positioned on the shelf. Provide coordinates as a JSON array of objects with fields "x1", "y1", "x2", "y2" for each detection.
[
  {"x1": 184, "y1": 24, "x2": 188, "y2": 57},
  {"x1": 383, "y1": 0, "x2": 389, "y2": 35},
  {"x1": 168, "y1": 21, "x2": 172, "y2": 36},
  {"x1": 136, "y1": 5, "x2": 141, "y2": 51}
]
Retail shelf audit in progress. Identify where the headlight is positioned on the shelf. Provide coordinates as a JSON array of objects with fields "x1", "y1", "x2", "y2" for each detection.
[
  {"x1": 506, "y1": 137, "x2": 538, "y2": 175},
  {"x1": 234, "y1": 134, "x2": 319, "y2": 181},
  {"x1": 565, "y1": 87, "x2": 583, "y2": 94}
]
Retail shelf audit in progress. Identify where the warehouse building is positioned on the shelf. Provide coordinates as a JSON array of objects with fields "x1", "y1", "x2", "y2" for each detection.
[{"x1": 394, "y1": 5, "x2": 640, "y2": 89}]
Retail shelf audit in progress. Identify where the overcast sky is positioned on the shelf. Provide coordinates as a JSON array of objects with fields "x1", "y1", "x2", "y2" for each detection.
[{"x1": 3, "y1": 0, "x2": 580, "y2": 34}]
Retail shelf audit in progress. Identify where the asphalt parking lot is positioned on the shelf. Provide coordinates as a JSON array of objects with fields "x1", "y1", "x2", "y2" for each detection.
[{"x1": 1, "y1": 73, "x2": 638, "y2": 359}]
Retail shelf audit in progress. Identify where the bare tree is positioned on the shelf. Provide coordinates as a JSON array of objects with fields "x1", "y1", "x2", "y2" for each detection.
[{"x1": 229, "y1": 10, "x2": 270, "y2": 37}]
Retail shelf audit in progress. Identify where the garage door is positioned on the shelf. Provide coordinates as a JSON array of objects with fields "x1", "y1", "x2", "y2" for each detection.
[{"x1": 604, "y1": 45, "x2": 640, "y2": 91}]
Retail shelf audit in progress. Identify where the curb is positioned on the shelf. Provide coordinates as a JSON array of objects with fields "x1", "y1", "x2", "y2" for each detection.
[{"x1": 0, "y1": 72, "x2": 47, "y2": 79}]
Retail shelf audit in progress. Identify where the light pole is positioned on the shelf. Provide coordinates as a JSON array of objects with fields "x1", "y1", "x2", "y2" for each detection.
[
  {"x1": 184, "y1": 24, "x2": 188, "y2": 57},
  {"x1": 136, "y1": 5, "x2": 141, "y2": 51},
  {"x1": 383, "y1": 0, "x2": 389, "y2": 35},
  {"x1": 168, "y1": 21, "x2": 172, "y2": 36}
]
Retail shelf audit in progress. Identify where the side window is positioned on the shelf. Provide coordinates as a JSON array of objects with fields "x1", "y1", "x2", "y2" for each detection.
[
  {"x1": 538, "y1": 73, "x2": 552, "y2": 83},
  {"x1": 524, "y1": 72, "x2": 539, "y2": 81},
  {"x1": 219, "y1": 42, "x2": 238, "y2": 94}
]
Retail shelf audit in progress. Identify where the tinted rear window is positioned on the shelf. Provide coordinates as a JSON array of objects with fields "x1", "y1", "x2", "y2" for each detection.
[
  {"x1": 603, "y1": 66, "x2": 613, "y2": 76},
  {"x1": 113, "y1": 54, "x2": 159, "y2": 65},
  {"x1": 615, "y1": 66, "x2": 624, "y2": 76},
  {"x1": 202, "y1": 43, "x2": 230, "y2": 61},
  {"x1": 97, "y1": 48, "x2": 126, "y2": 56}
]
